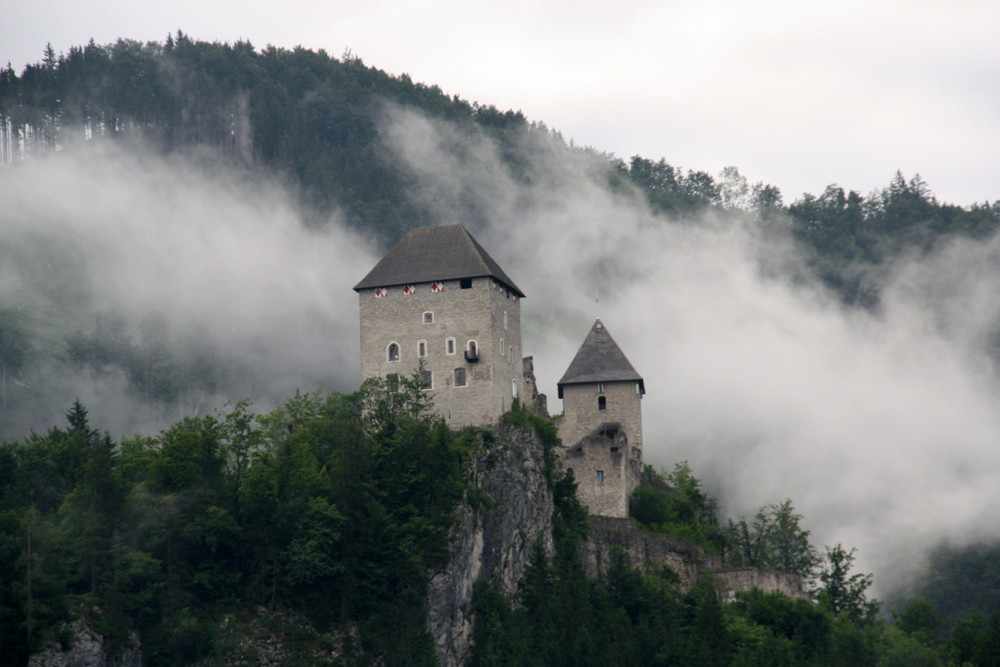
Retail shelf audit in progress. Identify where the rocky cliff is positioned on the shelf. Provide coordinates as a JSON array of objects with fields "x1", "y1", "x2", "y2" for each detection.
[
  {"x1": 28, "y1": 617, "x2": 142, "y2": 667},
  {"x1": 426, "y1": 423, "x2": 555, "y2": 667}
]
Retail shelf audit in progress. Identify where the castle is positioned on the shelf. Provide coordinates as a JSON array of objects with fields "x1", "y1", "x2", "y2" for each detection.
[
  {"x1": 356, "y1": 225, "x2": 805, "y2": 604},
  {"x1": 355, "y1": 224, "x2": 643, "y2": 518}
]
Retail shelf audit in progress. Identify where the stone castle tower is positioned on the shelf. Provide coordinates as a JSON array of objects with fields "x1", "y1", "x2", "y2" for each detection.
[
  {"x1": 354, "y1": 224, "x2": 525, "y2": 427},
  {"x1": 556, "y1": 319, "x2": 645, "y2": 518}
]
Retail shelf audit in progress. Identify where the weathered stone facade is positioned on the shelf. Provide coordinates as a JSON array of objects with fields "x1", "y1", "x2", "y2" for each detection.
[
  {"x1": 556, "y1": 320, "x2": 645, "y2": 518},
  {"x1": 358, "y1": 277, "x2": 522, "y2": 427},
  {"x1": 355, "y1": 225, "x2": 524, "y2": 428}
]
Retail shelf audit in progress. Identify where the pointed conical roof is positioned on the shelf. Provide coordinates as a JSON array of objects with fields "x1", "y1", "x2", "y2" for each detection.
[
  {"x1": 557, "y1": 319, "x2": 644, "y2": 398},
  {"x1": 354, "y1": 224, "x2": 524, "y2": 297}
]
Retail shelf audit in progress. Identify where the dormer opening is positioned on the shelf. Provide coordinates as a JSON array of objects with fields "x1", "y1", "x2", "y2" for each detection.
[{"x1": 465, "y1": 340, "x2": 479, "y2": 362}]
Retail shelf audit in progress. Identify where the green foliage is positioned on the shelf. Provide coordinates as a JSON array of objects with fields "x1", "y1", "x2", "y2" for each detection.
[
  {"x1": 905, "y1": 541, "x2": 1000, "y2": 629},
  {"x1": 0, "y1": 379, "x2": 467, "y2": 665},
  {"x1": 629, "y1": 462, "x2": 727, "y2": 555},
  {"x1": 727, "y1": 499, "x2": 820, "y2": 577},
  {"x1": 814, "y1": 544, "x2": 881, "y2": 621}
]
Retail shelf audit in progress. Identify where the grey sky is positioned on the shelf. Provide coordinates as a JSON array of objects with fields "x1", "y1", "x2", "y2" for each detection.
[{"x1": 4, "y1": 0, "x2": 999, "y2": 206}]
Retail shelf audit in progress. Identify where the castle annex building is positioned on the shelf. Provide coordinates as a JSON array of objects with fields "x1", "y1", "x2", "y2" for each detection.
[
  {"x1": 354, "y1": 225, "x2": 525, "y2": 428},
  {"x1": 556, "y1": 319, "x2": 645, "y2": 518}
]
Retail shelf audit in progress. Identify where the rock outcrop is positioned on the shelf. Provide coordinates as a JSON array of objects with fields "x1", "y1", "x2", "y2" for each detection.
[
  {"x1": 28, "y1": 617, "x2": 141, "y2": 667},
  {"x1": 426, "y1": 423, "x2": 554, "y2": 667}
]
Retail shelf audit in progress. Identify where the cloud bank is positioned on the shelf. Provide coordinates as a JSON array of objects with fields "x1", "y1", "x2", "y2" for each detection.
[
  {"x1": 0, "y1": 141, "x2": 376, "y2": 437},
  {"x1": 4, "y1": 109, "x2": 999, "y2": 596},
  {"x1": 382, "y1": 106, "x2": 1000, "y2": 594}
]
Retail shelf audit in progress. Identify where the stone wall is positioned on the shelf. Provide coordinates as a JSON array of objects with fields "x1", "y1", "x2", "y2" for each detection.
[
  {"x1": 557, "y1": 380, "x2": 644, "y2": 518},
  {"x1": 559, "y1": 380, "x2": 644, "y2": 453},
  {"x1": 714, "y1": 567, "x2": 806, "y2": 600},
  {"x1": 561, "y1": 434, "x2": 642, "y2": 518},
  {"x1": 580, "y1": 517, "x2": 711, "y2": 588},
  {"x1": 581, "y1": 517, "x2": 807, "y2": 599},
  {"x1": 358, "y1": 276, "x2": 523, "y2": 428}
]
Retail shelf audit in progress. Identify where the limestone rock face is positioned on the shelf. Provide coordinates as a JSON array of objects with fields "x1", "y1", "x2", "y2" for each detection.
[
  {"x1": 28, "y1": 617, "x2": 141, "y2": 667},
  {"x1": 426, "y1": 424, "x2": 554, "y2": 667}
]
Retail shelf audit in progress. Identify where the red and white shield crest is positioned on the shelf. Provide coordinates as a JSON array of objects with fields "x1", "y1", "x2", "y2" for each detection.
[
  {"x1": 374, "y1": 287, "x2": 388, "y2": 298},
  {"x1": 431, "y1": 282, "x2": 444, "y2": 292},
  {"x1": 403, "y1": 284, "x2": 416, "y2": 295}
]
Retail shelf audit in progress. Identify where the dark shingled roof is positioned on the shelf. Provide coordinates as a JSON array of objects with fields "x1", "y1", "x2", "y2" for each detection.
[
  {"x1": 353, "y1": 224, "x2": 524, "y2": 297},
  {"x1": 557, "y1": 319, "x2": 645, "y2": 398}
]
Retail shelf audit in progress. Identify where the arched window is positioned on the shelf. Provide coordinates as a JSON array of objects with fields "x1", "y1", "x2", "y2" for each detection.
[
  {"x1": 454, "y1": 367, "x2": 467, "y2": 387},
  {"x1": 500, "y1": 338, "x2": 505, "y2": 358},
  {"x1": 512, "y1": 379, "x2": 518, "y2": 398},
  {"x1": 423, "y1": 311, "x2": 433, "y2": 324},
  {"x1": 387, "y1": 343, "x2": 400, "y2": 362},
  {"x1": 465, "y1": 340, "x2": 479, "y2": 362}
]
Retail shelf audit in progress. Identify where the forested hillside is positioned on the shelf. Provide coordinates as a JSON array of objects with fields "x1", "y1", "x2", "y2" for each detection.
[
  {"x1": 4, "y1": 33, "x2": 998, "y2": 263},
  {"x1": 4, "y1": 34, "x2": 1000, "y2": 665}
]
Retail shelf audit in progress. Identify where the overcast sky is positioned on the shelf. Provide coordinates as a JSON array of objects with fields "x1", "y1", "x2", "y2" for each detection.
[{"x1": 5, "y1": 0, "x2": 999, "y2": 206}]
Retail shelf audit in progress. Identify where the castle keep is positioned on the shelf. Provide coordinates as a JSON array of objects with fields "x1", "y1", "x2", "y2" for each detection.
[{"x1": 354, "y1": 225, "x2": 524, "y2": 428}]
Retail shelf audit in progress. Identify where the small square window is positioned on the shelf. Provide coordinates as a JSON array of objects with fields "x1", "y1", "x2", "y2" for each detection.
[
  {"x1": 454, "y1": 368, "x2": 466, "y2": 387},
  {"x1": 420, "y1": 370, "x2": 432, "y2": 389},
  {"x1": 596, "y1": 470, "x2": 604, "y2": 483},
  {"x1": 460, "y1": 278, "x2": 473, "y2": 289},
  {"x1": 423, "y1": 312, "x2": 433, "y2": 324}
]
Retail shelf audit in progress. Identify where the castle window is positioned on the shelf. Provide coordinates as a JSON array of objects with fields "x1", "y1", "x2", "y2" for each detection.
[
  {"x1": 500, "y1": 338, "x2": 505, "y2": 358},
  {"x1": 598, "y1": 396, "x2": 607, "y2": 411},
  {"x1": 387, "y1": 343, "x2": 400, "y2": 362},
  {"x1": 504, "y1": 311, "x2": 508, "y2": 329},
  {"x1": 420, "y1": 370, "x2": 433, "y2": 390},
  {"x1": 460, "y1": 278, "x2": 473, "y2": 289},
  {"x1": 465, "y1": 340, "x2": 479, "y2": 362},
  {"x1": 454, "y1": 368, "x2": 467, "y2": 387},
  {"x1": 418, "y1": 340, "x2": 427, "y2": 357},
  {"x1": 446, "y1": 337, "x2": 456, "y2": 355},
  {"x1": 512, "y1": 379, "x2": 518, "y2": 398},
  {"x1": 596, "y1": 470, "x2": 604, "y2": 483},
  {"x1": 598, "y1": 382, "x2": 605, "y2": 394},
  {"x1": 423, "y1": 311, "x2": 433, "y2": 324}
]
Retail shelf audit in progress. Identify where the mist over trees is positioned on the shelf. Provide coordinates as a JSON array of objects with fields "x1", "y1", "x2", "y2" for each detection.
[
  {"x1": 4, "y1": 34, "x2": 1000, "y2": 444},
  {"x1": 4, "y1": 33, "x2": 1000, "y2": 664}
]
